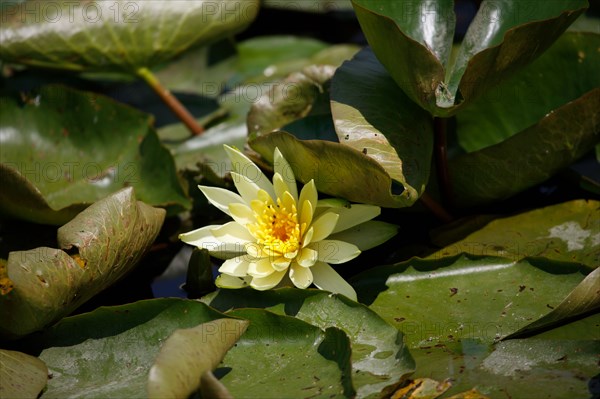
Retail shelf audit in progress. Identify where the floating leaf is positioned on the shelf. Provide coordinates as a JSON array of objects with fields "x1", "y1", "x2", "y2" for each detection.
[
  {"x1": 0, "y1": 85, "x2": 190, "y2": 225},
  {"x1": 409, "y1": 338, "x2": 598, "y2": 398},
  {"x1": 430, "y1": 199, "x2": 599, "y2": 269},
  {"x1": 0, "y1": 0, "x2": 259, "y2": 73},
  {"x1": 390, "y1": 378, "x2": 452, "y2": 399},
  {"x1": 456, "y1": 32, "x2": 600, "y2": 152},
  {"x1": 28, "y1": 299, "x2": 232, "y2": 398},
  {"x1": 0, "y1": 188, "x2": 165, "y2": 339},
  {"x1": 331, "y1": 47, "x2": 433, "y2": 205},
  {"x1": 204, "y1": 288, "x2": 415, "y2": 398},
  {"x1": 351, "y1": 0, "x2": 587, "y2": 115},
  {"x1": 220, "y1": 308, "x2": 356, "y2": 398},
  {"x1": 250, "y1": 131, "x2": 408, "y2": 207},
  {"x1": 147, "y1": 318, "x2": 249, "y2": 399},
  {"x1": 352, "y1": 255, "x2": 587, "y2": 347},
  {"x1": 0, "y1": 349, "x2": 48, "y2": 399}
]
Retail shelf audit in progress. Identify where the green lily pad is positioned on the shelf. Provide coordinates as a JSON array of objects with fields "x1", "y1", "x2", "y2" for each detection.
[
  {"x1": 147, "y1": 319, "x2": 249, "y2": 399},
  {"x1": 409, "y1": 338, "x2": 599, "y2": 398},
  {"x1": 430, "y1": 199, "x2": 599, "y2": 269},
  {"x1": 203, "y1": 288, "x2": 415, "y2": 398},
  {"x1": 0, "y1": 85, "x2": 190, "y2": 224},
  {"x1": 0, "y1": 0, "x2": 259, "y2": 73},
  {"x1": 352, "y1": 255, "x2": 587, "y2": 347},
  {"x1": 220, "y1": 308, "x2": 356, "y2": 399},
  {"x1": 28, "y1": 298, "x2": 233, "y2": 398},
  {"x1": 0, "y1": 188, "x2": 165, "y2": 339},
  {"x1": 263, "y1": 0, "x2": 353, "y2": 13},
  {"x1": 351, "y1": 0, "x2": 587, "y2": 115},
  {"x1": 456, "y1": 32, "x2": 600, "y2": 152},
  {"x1": 247, "y1": 65, "x2": 336, "y2": 138},
  {"x1": 249, "y1": 131, "x2": 408, "y2": 207},
  {"x1": 0, "y1": 349, "x2": 48, "y2": 399},
  {"x1": 331, "y1": 47, "x2": 433, "y2": 206},
  {"x1": 505, "y1": 266, "x2": 600, "y2": 339}
]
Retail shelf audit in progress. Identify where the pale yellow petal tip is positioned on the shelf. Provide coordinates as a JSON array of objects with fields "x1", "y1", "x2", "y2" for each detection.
[{"x1": 215, "y1": 274, "x2": 250, "y2": 289}]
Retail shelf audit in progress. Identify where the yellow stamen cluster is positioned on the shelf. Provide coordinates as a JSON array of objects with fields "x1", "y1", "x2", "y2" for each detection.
[{"x1": 250, "y1": 197, "x2": 301, "y2": 255}]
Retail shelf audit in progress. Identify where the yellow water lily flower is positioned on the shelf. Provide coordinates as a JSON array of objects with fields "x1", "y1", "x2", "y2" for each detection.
[{"x1": 179, "y1": 145, "x2": 397, "y2": 300}]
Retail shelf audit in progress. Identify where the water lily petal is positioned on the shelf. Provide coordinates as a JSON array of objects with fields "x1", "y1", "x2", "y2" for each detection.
[
  {"x1": 224, "y1": 144, "x2": 275, "y2": 199},
  {"x1": 272, "y1": 257, "x2": 291, "y2": 271},
  {"x1": 211, "y1": 222, "x2": 255, "y2": 245},
  {"x1": 215, "y1": 274, "x2": 251, "y2": 289},
  {"x1": 289, "y1": 263, "x2": 313, "y2": 289},
  {"x1": 179, "y1": 225, "x2": 245, "y2": 259},
  {"x1": 299, "y1": 198, "x2": 313, "y2": 232},
  {"x1": 198, "y1": 185, "x2": 244, "y2": 217},
  {"x1": 247, "y1": 257, "x2": 275, "y2": 278},
  {"x1": 283, "y1": 249, "x2": 299, "y2": 259},
  {"x1": 231, "y1": 172, "x2": 261, "y2": 204},
  {"x1": 328, "y1": 221, "x2": 398, "y2": 251},
  {"x1": 245, "y1": 243, "x2": 269, "y2": 259},
  {"x1": 274, "y1": 147, "x2": 298, "y2": 201},
  {"x1": 296, "y1": 247, "x2": 318, "y2": 267},
  {"x1": 311, "y1": 261, "x2": 357, "y2": 301},
  {"x1": 309, "y1": 240, "x2": 361, "y2": 264},
  {"x1": 273, "y1": 173, "x2": 290, "y2": 204},
  {"x1": 330, "y1": 204, "x2": 381, "y2": 234},
  {"x1": 251, "y1": 269, "x2": 286, "y2": 290},
  {"x1": 219, "y1": 258, "x2": 250, "y2": 277},
  {"x1": 310, "y1": 212, "x2": 340, "y2": 242},
  {"x1": 302, "y1": 226, "x2": 314, "y2": 247},
  {"x1": 280, "y1": 190, "x2": 296, "y2": 214},
  {"x1": 298, "y1": 180, "x2": 317, "y2": 222},
  {"x1": 228, "y1": 203, "x2": 255, "y2": 226}
]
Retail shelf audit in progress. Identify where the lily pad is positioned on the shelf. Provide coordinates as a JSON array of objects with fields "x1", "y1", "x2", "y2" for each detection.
[
  {"x1": 147, "y1": 319, "x2": 249, "y2": 399},
  {"x1": 409, "y1": 338, "x2": 599, "y2": 398},
  {"x1": 0, "y1": 349, "x2": 48, "y2": 399},
  {"x1": 352, "y1": 255, "x2": 587, "y2": 347},
  {"x1": 0, "y1": 188, "x2": 165, "y2": 339},
  {"x1": 331, "y1": 47, "x2": 433, "y2": 206},
  {"x1": 0, "y1": 85, "x2": 190, "y2": 224},
  {"x1": 249, "y1": 131, "x2": 409, "y2": 207},
  {"x1": 220, "y1": 308, "x2": 356, "y2": 399},
  {"x1": 29, "y1": 298, "x2": 234, "y2": 398},
  {"x1": 0, "y1": 0, "x2": 259, "y2": 73},
  {"x1": 430, "y1": 199, "x2": 599, "y2": 269},
  {"x1": 351, "y1": 0, "x2": 587, "y2": 115},
  {"x1": 456, "y1": 32, "x2": 600, "y2": 152},
  {"x1": 204, "y1": 288, "x2": 415, "y2": 398}
]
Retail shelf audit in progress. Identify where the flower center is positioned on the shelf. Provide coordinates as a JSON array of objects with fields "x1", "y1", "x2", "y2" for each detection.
[{"x1": 252, "y1": 198, "x2": 300, "y2": 255}]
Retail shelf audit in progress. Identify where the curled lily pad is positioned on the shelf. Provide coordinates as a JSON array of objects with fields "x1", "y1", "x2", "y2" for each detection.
[
  {"x1": 0, "y1": 85, "x2": 190, "y2": 224},
  {"x1": 204, "y1": 288, "x2": 415, "y2": 398},
  {"x1": 351, "y1": 0, "x2": 588, "y2": 115},
  {"x1": 0, "y1": 0, "x2": 259, "y2": 73},
  {"x1": 0, "y1": 349, "x2": 48, "y2": 399},
  {"x1": 0, "y1": 188, "x2": 165, "y2": 339}
]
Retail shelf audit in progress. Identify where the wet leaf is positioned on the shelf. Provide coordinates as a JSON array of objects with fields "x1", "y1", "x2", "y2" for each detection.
[
  {"x1": 331, "y1": 47, "x2": 433, "y2": 206},
  {"x1": 0, "y1": 349, "x2": 48, "y2": 399},
  {"x1": 203, "y1": 288, "x2": 415, "y2": 398},
  {"x1": 0, "y1": 85, "x2": 190, "y2": 225},
  {"x1": 0, "y1": 0, "x2": 259, "y2": 73},
  {"x1": 430, "y1": 199, "x2": 599, "y2": 269},
  {"x1": 409, "y1": 338, "x2": 598, "y2": 398},
  {"x1": 0, "y1": 188, "x2": 165, "y2": 339},
  {"x1": 352, "y1": 255, "x2": 587, "y2": 347},
  {"x1": 147, "y1": 319, "x2": 249, "y2": 399},
  {"x1": 456, "y1": 32, "x2": 600, "y2": 152},
  {"x1": 505, "y1": 266, "x2": 600, "y2": 339},
  {"x1": 249, "y1": 131, "x2": 408, "y2": 207},
  {"x1": 28, "y1": 298, "x2": 233, "y2": 398},
  {"x1": 220, "y1": 308, "x2": 356, "y2": 398},
  {"x1": 247, "y1": 65, "x2": 336, "y2": 138},
  {"x1": 351, "y1": 0, "x2": 587, "y2": 115}
]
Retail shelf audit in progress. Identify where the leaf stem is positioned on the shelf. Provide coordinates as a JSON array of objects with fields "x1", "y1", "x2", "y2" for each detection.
[
  {"x1": 136, "y1": 67, "x2": 204, "y2": 135},
  {"x1": 434, "y1": 117, "x2": 453, "y2": 209},
  {"x1": 419, "y1": 192, "x2": 453, "y2": 223}
]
